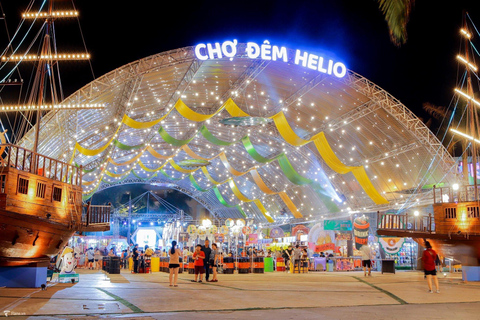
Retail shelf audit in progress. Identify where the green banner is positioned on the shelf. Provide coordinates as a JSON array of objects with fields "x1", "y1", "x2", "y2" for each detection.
[{"x1": 324, "y1": 220, "x2": 352, "y2": 231}]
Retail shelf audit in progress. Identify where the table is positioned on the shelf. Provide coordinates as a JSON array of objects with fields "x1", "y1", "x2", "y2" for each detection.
[{"x1": 313, "y1": 257, "x2": 326, "y2": 271}]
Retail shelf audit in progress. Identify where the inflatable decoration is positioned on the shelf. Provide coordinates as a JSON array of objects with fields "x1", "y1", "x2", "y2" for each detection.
[
  {"x1": 59, "y1": 247, "x2": 76, "y2": 274},
  {"x1": 353, "y1": 216, "x2": 370, "y2": 250}
]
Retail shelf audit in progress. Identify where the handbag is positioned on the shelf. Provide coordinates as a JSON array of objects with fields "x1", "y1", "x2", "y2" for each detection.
[{"x1": 217, "y1": 264, "x2": 224, "y2": 274}]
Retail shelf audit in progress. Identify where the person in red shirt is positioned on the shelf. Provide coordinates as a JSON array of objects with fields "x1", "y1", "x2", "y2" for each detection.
[
  {"x1": 422, "y1": 241, "x2": 440, "y2": 293},
  {"x1": 192, "y1": 244, "x2": 205, "y2": 283}
]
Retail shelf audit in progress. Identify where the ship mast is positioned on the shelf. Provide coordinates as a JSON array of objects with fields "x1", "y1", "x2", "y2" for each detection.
[
  {"x1": 0, "y1": 1, "x2": 103, "y2": 158},
  {"x1": 32, "y1": 1, "x2": 53, "y2": 154},
  {"x1": 464, "y1": 15, "x2": 479, "y2": 200}
]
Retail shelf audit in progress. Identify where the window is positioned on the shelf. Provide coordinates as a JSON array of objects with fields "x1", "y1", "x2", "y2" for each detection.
[
  {"x1": 18, "y1": 177, "x2": 29, "y2": 195},
  {"x1": 444, "y1": 207, "x2": 456, "y2": 219},
  {"x1": 36, "y1": 182, "x2": 46, "y2": 198},
  {"x1": 52, "y1": 186, "x2": 62, "y2": 202},
  {"x1": 468, "y1": 206, "x2": 480, "y2": 219},
  {"x1": 68, "y1": 191, "x2": 75, "y2": 204},
  {"x1": 0, "y1": 174, "x2": 6, "y2": 193}
]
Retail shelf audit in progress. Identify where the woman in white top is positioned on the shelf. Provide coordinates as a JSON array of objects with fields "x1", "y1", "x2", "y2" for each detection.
[{"x1": 168, "y1": 240, "x2": 182, "y2": 287}]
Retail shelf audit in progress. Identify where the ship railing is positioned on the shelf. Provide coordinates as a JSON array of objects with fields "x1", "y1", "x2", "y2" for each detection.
[
  {"x1": 433, "y1": 185, "x2": 480, "y2": 203},
  {"x1": 0, "y1": 144, "x2": 82, "y2": 186},
  {"x1": 377, "y1": 212, "x2": 435, "y2": 233},
  {"x1": 82, "y1": 202, "x2": 112, "y2": 226}
]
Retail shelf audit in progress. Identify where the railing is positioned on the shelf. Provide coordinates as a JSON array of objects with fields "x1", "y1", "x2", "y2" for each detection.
[
  {"x1": 82, "y1": 202, "x2": 112, "y2": 226},
  {"x1": 377, "y1": 212, "x2": 435, "y2": 233},
  {"x1": 0, "y1": 144, "x2": 82, "y2": 186},
  {"x1": 433, "y1": 185, "x2": 480, "y2": 203}
]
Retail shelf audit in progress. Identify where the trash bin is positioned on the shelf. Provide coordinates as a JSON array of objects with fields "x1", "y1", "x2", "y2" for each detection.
[
  {"x1": 264, "y1": 257, "x2": 274, "y2": 272},
  {"x1": 326, "y1": 260, "x2": 334, "y2": 272},
  {"x1": 109, "y1": 256, "x2": 121, "y2": 274}
]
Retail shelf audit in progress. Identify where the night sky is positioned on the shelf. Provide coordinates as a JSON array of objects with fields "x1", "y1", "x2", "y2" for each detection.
[{"x1": 2, "y1": 0, "x2": 479, "y2": 120}]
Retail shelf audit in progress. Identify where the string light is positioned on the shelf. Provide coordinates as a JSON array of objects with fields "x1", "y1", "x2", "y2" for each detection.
[
  {"x1": 460, "y1": 28, "x2": 472, "y2": 39},
  {"x1": 454, "y1": 88, "x2": 480, "y2": 107},
  {"x1": 0, "y1": 103, "x2": 104, "y2": 111},
  {"x1": 22, "y1": 11, "x2": 79, "y2": 19},
  {"x1": 1, "y1": 53, "x2": 90, "y2": 61},
  {"x1": 456, "y1": 55, "x2": 478, "y2": 72}
]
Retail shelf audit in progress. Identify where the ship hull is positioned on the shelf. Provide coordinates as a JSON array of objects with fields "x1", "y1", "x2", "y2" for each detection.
[{"x1": 0, "y1": 209, "x2": 75, "y2": 267}]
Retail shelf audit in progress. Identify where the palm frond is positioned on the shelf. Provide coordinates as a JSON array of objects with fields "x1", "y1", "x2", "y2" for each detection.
[
  {"x1": 377, "y1": 0, "x2": 415, "y2": 46},
  {"x1": 422, "y1": 102, "x2": 451, "y2": 121}
]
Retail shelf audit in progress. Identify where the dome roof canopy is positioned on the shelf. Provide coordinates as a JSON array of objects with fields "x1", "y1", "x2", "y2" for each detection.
[{"x1": 18, "y1": 44, "x2": 457, "y2": 224}]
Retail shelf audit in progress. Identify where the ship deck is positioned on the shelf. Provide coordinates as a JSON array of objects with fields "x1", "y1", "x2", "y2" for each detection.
[{"x1": 1, "y1": 269, "x2": 480, "y2": 319}]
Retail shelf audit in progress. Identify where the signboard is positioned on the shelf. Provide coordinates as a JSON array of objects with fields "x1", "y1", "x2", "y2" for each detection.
[
  {"x1": 335, "y1": 232, "x2": 352, "y2": 241},
  {"x1": 324, "y1": 220, "x2": 352, "y2": 231},
  {"x1": 292, "y1": 225, "x2": 309, "y2": 237},
  {"x1": 315, "y1": 243, "x2": 335, "y2": 252},
  {"x1": 178, "y1": 232, "x2": 189, "y2": 242},
  {"x1": 214, "y1": 233, "x2": 225, "y2": 243},
  {"x1": 269, "y1": 227, "x2": 284, "y2": 238},
  {"x1": 246, "y1": 234, "x2": 258, "y2": 245},
  {"x1": 194, "y1": 40, "x2": 347, "y2": 79},
  {"x1": 378, "y1": 237, "x2": 405, "y2": 254}
]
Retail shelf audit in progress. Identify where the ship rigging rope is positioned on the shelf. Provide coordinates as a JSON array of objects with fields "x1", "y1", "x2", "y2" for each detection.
[
  {"x1": 398, "y1": 73, "x2": 468, "y2": 213},
  {"x1": 70, "y1": 0, "x2": 95, "y2": 80}
]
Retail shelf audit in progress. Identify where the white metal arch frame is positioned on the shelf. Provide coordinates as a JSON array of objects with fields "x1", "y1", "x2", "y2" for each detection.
[{"x1": 15, "y1": 45, "x2": 457, "y2": 223}]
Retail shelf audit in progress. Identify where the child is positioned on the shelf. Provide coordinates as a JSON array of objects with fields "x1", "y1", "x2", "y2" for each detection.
[{"x1": 192, "y1": 244, "x2": 205, "y2": 283}]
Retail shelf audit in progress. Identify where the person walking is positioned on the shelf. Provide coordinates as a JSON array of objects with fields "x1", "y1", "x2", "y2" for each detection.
[
  {"x1": 192, "y1": 244, "x2": 205, "y2": 283},
  {"x1": 132, "y1": 244, "x2": 139, "y2": 273},
  {"x1": 423, "y1": 241, "x2": 440, "y2": 293},
  {"x1": 360, "y1": 244, "x2": 372, "y2": 277},
  {"x1": 209, "y1": 243, "x2": 220, "y2": 282},
  {"x1": 202, "y1": 239, "x2": 212, "y2": 282},
  {"x1": 86, "y1": 247, "x2": 94, "y2": 270},
  {"x1": 168, "y1": 240, "x2": 181, "y2": 287}
]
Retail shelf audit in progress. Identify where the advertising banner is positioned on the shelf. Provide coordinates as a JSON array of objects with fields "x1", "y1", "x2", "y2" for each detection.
[
  {"x1": 269, "y1": 227, "x2": 284, "y2": 238},
  {"x1": 246, "y1": 234, "x2": 258, "y2": 245},
  {"x1": 292, "y1": 225, "x2": 309, "y2": 237},
  {"x1": 178, "y1": 232, "x2": 189, "y2": 242},
  {"x1": 335, "y1": 232, "x2": 352, "y2": 241},
  {"x1": 324, "y1": 220, "x2": 352, "y2": 231},
  {"x1": 378, "y1": 237, "x2": 405, "y2": 254},
  {"x1": 315, "y1": 243, "x2": 335, "y2": 252},
  {"x1": 214, "y1": 233, "x2": 225, "y2": 243}
]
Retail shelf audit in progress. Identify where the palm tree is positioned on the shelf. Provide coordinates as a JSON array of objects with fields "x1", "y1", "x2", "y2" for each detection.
[{"x1": 377, "y1": 0, "x2": 415, "y2": 46}]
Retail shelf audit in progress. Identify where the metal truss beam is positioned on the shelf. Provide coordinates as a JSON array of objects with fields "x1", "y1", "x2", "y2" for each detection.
[
  {"x1": 353, "y1": 141, "x2": 420, "y2": 166},
  {"x1": 318, "y1": 100, "x2": 380, "y2": 132},
  {"x1": 343, "y1": 71, "x2": 457, "y2": 180},
  {"x1": 81, "y1": 75, "x2": 144, "y2": 171},
  {"x1": 282, "y1": 73, "x2": 327, "y2": 110},
  {"x1": 212, "y1": 55, "x2": 271, "y2": 110}
]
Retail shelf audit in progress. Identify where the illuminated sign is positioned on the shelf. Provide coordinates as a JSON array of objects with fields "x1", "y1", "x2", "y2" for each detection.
[{"x1": 194, "y1": 40, "x2": 347, "y2": 78}]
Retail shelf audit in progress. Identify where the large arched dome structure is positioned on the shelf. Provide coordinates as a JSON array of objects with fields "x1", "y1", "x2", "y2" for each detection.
[{"x1": 17, "y1": 43, "x2": 458, "y2": 224}]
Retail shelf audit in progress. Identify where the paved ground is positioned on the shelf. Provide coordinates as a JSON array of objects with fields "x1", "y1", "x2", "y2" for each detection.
[{"x1": 0, "y1": 268, "x2": 479, "y2": 319}]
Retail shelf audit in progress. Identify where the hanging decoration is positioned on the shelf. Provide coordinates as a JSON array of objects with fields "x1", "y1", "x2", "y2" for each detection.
[
  {"x1": 242, "y1": 226, "x2": 252, "y2": 235},
  {"x1": 74, "y1": 98, "x2": 386, "y2": 206},
  {"x1": 219, "y1": 225, "x2": 229, "y2": 235},
  {"x1": 225, "y1": 218, "x2": 234, "y2": 227}
]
